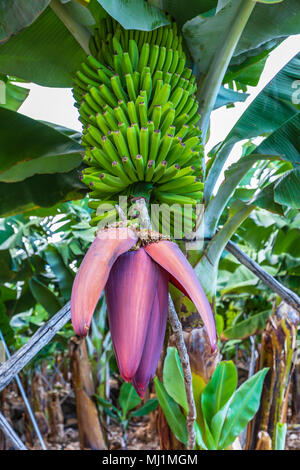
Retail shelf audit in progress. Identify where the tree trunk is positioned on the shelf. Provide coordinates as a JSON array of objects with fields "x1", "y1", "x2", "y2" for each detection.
[
  {"x1": 47, "y1": 390, "x2": 64, "y2": 444},
  {"x1": 31, "y1": 371, "x2": 49, "y2": 437},
  {"x1": 246, "y1": 302, "x2": 299, "y2": 449},
  {"x1": 291, "y1": 364, "x2": 300, "y2": 424},
  {"x1": 69, "y1": 336, "x2": 107, "y2": 450}
]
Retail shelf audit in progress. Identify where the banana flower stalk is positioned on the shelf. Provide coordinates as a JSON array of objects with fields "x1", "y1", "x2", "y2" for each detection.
[{"x1": 71, "y1": 226, "x2": 216, "y2": 397}]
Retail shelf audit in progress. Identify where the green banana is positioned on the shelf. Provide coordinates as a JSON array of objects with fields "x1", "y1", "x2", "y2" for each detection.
[{"x1": 73, "y1": 16, "x2": 205, "y2": 231}]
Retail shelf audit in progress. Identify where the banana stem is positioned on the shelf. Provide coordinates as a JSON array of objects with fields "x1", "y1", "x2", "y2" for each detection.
[
  {"x1": 168, "y1": 294, "x2": 196, "y2": 450},
  {"x1": 50, "y1": 0, "x2": 91, "y2": 54},
  {"x1": 197, "y1": 0, "x2": 256, "y2": 165}
]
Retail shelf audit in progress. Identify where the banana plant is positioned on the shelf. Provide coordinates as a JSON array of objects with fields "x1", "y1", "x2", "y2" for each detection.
[
  {"x1": 155, "y1": 347, "x2": 268, "y2": 450},
  {"x1": 95, "y1": 381, "x2": 158, "y2": 447}
]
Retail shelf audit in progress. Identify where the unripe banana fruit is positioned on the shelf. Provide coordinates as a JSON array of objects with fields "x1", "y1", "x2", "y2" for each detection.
[{"x1": 73, "y1": 16, "x2": 204, "y2": 235}]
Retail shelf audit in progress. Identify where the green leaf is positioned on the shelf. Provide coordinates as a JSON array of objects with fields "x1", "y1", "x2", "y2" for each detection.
[
  {"x1": 96, "y1": 0, "x2": 170, "y2": 30},
  {"x1": 95, "y1": 395, "x2": 114, "y2": 408},
  {"x1": 214, "y1": 85, "x2": 249, "y2": 109},
  {"x1": 0, "y1": 76, "x2": 30, "y2": 111},
  {"x1": 130, "y1": 398, "x2": 158, "y2": 417},
  {"x1": 0, "y1": 250, "x2": 15, "y2": 283},
  {"x1": 253, "y1": 182, "x2": 285, "y2": 215},
  {"x1": 0, "y1": 285, "x2": 17, "y2": 302},
  {"x1": 13, "y1": 282, "x2": 36, "y2": 315},
  {"x1": 222, "y1": 310, "x2": 272, "y2": 340},
  {"x1": 154, "y1": 377, "x2": 188, "y2": 446},
  {"x1": 0, "y1": 108, "x2": 83, "y2": 182},
  {"x1": 210, "y1": 401, "x2": 231, "y2": 448},
  {"x1": 183, "y1": 1, "x2": 247, "y2": 77},
  {"x1": 220, "y1": 265, "x2": 260, "y2": 295},
  {"x1": 225, "y1": 49, "x2": 269, "y2": 87},
  {"x1": 275, "y1": 422, "x2": 287, "y2": 450},
  {"x1": 205, "y1": 52, "x2": 300, "y2": 202},
  {"x1": 0, "y1": 7, "x2": 86, "y2": 87},
  {"x1": 163, "y1": 346, "x2": 188, "y2": 413},
  {"x1": 205, "y1": 153, "x2": 281, "y2": 236},
  {"x1": 230, "y1": 0, "x2": 300, "y2": 65},
  {"x1": 44, "y1": 246, "x2": 74, "y2": 299},
  {"x1": 194, "y1": 421, "x2": 208, "y2": 450},
  {"x1": 273, "y1": 227, "x2": 300, "y2": 257},
  {"x1": 0, "y1": 0, "x2": 50, "y2": 44},
  {"x1": 255, "y1": 114, "x2": 300, "y2": 165},
  {"x1": 183, "y1": 0, "x2": 295, "y2": 82},
  {"x1": 219, "y1": 368, "x2": 269, "y2": 449},
  {"x1": 29, "y1": 277, "x2": 62, "y2": 316},
  {"x1": 274, "y1": 168, "x2": 300, "y2": 209},
  {"x1": 221, "y1": 53, "x2": 300, "y2": 152},
  {"x1": 151, "y1": 0, "x2": 217, "y2": 27},
  {"x1": 118, "y1": 382, "x2": 141, "y2": 419},
  {"x1": 201, "y1": 361, "x2": 237, "y2": 427},
  {"x1": 0, "y1": 169, "x2": 87, "y2": 217},
  {"x1": 0, "y1": 301, "x2": 14, "y2": 347}
]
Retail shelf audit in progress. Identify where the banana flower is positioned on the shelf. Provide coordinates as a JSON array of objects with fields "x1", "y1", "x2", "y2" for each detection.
[{"x1": 71, "y1": 226, "x2": 216, "y2": 397}]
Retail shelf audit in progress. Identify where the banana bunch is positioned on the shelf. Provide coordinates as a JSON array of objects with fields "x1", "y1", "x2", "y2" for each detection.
[{"x1": 73, "y1": 16, "x2": 204, "y2": 235}]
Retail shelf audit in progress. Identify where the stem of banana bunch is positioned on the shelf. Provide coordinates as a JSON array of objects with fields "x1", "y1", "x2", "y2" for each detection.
[{"x1": 134, "y1": 197, "x2": 196, "y2": 450}]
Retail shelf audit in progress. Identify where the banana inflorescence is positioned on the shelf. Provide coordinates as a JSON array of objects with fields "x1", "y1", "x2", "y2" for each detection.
[{"x1": 73, "y1": 16, "x2": 204, "y2": 235}]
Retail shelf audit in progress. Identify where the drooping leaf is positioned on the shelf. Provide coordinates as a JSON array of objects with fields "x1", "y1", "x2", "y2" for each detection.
[
  {"x1": 274, "y1": 168, "x2": 300, "y2": 209},
  {"x1": 231, "y1": 0, "x2": 299, "y2": 65},
  {"x1": 255, "y1": 114, "x2": 300, "y2": 165},
  {"x1": 205, "y1": 154, "x2": 281, "y2": 236},
  {"x1": 0, "y1": 169, "x2": 87, "y2": 218},
  {"x1": 0, "y1": 108, "x2": 83, "y2": 182},
  {"x1": 154, "y1": 377, "x2": 188, "y2": 445},
  {"x1": 130, "y1": 398, "x2": 158, "y2": 417},
  {"x1": 214, "y1": 86, "x2": 249, "y2": 109},
  {"x1": 201, "y1": 361, "x2": 237, "y2": 427},
  {"x1": 95, "y1": 0, "x2": 170, "y2": 30},
  {"x1": 0, "y1": 250, "x2": 15, "y2": 283},
  {"x1": 0, "y1": 76, "x2": 30, "y2": 111},
  {"x1": 13, "y1": 282, "x2": 37, "y2": 316},
  {"x1": 253, "y1": 182, "x2": 286, "y2": 215},
  {"x1": 0, "y1": 0, "x2": 50, "y2": 44},
  {"x1": 219, "y1": 265, "x2": 260, "y2": 296},
  {"x1": 151, "y1": 0, "x2": 217, "y2": 27},
  {"x1": 183, "y1": 1, "x2": 300, "y2": 80},
  {"x1": 225, "y1": 49, "x2": 270, "y2": 87},
  {"x1": 0, "y1": 285, "x2": 17, "y2": 303},
  {"x1": 222, "y1": 310, "x2": 272, "y2": 340},
  {"x1": 44, "y1": 246, "x2": 74, "y2": 299},
  {"x1": 183, "y1": 1, "x2": 247, "y2": 76},
  {"x1": 221, "y1": 53, "x2": 300, "y2": 152},
  {"x1": 163, "y1": 346, "x2": 188, "y2": 413},
  {"x1": 29, "y1": 277, "x2": 62, "y2": 316},
  {"x1": 0, "y1": 7, "x2": 86, "y2": 87},
  {"x1": 219, "y1": 368, "x2": 269, "y2": 449},
  {"x1": 206, "y1": 53, "x2": 300, "y2": 202},
  {"x1": 0, "y1": 301, "x2": 14, "y2": 347},
  {"x1": 273, "y1": 227, "x2": 300, "y2": 257},
  {"x1": 118, "y1": 382, "x2": 141, "y2": 419}
]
